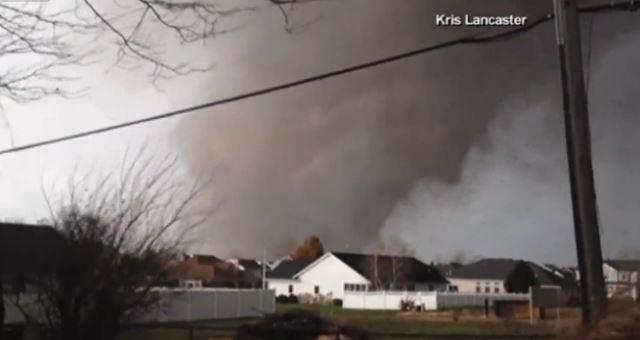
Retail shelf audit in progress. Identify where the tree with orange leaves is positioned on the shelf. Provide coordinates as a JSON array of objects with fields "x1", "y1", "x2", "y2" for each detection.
[{"x1": 291, "y1": 236, "x2": 324, "y2": 261}]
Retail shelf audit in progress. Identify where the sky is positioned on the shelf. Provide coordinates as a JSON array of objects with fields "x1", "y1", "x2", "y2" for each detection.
[{"x1": 0, "y1": 0, "x2": 639, "y2": 265}]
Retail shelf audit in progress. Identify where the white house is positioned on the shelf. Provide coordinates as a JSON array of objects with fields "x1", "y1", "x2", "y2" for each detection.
[
  {"x1": 265, "y1": 259, "x2": 312, "y2": 296},
  {"x1": 444, "y1": 259, "x2": 569, "y2": 294},
  {"x1": 603, "y1": 259, "x2": 640, "y2": 300},
  {"x1": 266, "y1": 252, "x2": 448, "y2": 300}
]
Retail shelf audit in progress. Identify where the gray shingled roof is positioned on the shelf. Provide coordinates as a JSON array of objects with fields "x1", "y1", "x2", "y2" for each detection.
[
  {"x1": 331, "y1": 252, "x2": 448, "y2": 284},
  {"x1": 267, "y1": 260, "x2": 311, "y2": 279},
  {"x1": 237, "y1": 259, "x2": 261, "y2": 271}
]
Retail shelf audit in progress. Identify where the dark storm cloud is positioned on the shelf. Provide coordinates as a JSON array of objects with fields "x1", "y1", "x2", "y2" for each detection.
[{"x1": 179, "y1": 0, "x2": 639, "y2": 262}]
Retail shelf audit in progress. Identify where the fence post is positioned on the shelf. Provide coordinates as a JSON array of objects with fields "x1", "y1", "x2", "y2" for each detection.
[
  {"x1": 187, "y1": 290, "x2": 192, "y2": 322},
  {"x1": 237, "y1": 289, "x2": 241, "y2": 318},
  {"x1": 484, "y1": 299, "x2": 489, "y2": 319},
  {"x1": 383, "y1": 290, "x2": 386, "y2": 309},
  {"x1": 529, "y1": 286, "x2": 534, "y2": 325},
  {"x1": 260, "y1": 288, "x2": 264, "y2": 315},
  {"x1": 188, "y1": 325, "x2": 194, "y2": 340},
  {"x1": 213, "y1": 290, "x2": 217, "y2": 319}
]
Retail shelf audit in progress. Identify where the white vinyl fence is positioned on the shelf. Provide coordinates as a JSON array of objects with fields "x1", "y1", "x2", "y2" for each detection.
[
  {"x1": 143, "y1": 288, "x2": 275, "y2": 322},
  {"x1": 343, "y1": 291, "x2": 528, "y2": 311},
  {"x1": 435, "y1": 292, "x2": 529, "y2": 309},
  {"x1": 4, "y1": 288, "x2": 275, "y2": 324},
  {"x1": 343, "y1": 291, "x2": 437, "y2": 310}
]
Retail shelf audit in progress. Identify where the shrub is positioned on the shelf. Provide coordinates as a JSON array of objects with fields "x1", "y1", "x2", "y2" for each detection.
[
  {"x1": 400, "y1": 299, "x2": 415, "y2": 311},
  {"x1": 332, "y1": 299, "x2": 343, "y2": 307},
  {"x1": 287, "y1": 294, "x2": 299, "y2": 304},
  {"x1": 275, "y1": 295, "x2": 289, "y2": 304},
  {"x1": 236, "y1": 308, "x2": 369, "y2": 339}
]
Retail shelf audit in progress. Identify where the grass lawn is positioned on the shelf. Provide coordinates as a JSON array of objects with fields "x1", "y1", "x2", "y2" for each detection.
[
  {"x1": 118, "y1": 318, "x2": 258, "y2": 340},
  {"x1": 118, "y1": 304, "x2": 558, "y2": 339},
  {"x1": 275, "y1": 304, "x2": 555, "y2": 336}
]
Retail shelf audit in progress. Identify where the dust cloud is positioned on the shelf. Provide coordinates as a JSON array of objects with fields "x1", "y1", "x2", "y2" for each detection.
[{"x1": 178, "y1": 0, "x2": 639, "y2": 263}]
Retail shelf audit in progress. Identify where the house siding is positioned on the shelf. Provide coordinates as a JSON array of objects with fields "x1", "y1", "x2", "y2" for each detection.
[
  {"x1": 296, "y1": 254, "x2": 370, "y2": 300},
  {"x1": 603, "y1": 263, "x2": 639, "y2": 300},
  {"x1": 448, "y1": 278, "x2": 505, "y2": 294},
  {"x1": 266, "y1": 278, "x2": 309, "y2": 296}
]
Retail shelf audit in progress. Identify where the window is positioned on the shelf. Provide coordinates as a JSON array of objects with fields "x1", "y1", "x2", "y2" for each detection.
[
  {"x1": 345, "y1": 283, "x2": 368, "y2": 292},
  {"x1": 314, "y1": 286, "x2": 320, "y2": 294},
  {"x1": 485, "y1": 287, "x2": 490, "y2": 293},
  {"x1": 265, "y1": 282, "x2": 269, "y2": 289},
  {"x1": 494, "y1": 287, "x2": 500, "y2": 293},
  {"x1": 476, "y1": 286, "x2": 481, "y2": 293},
  {"x1": 288, "y1": 285, "x2": 293, "y2": 294}
]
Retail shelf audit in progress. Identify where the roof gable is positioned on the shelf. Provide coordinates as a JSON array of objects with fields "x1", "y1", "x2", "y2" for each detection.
[
  {"x1": 605, "y1": 259, "x2": 640, "y2": 272},
  {"x1": 294, "y1": 252, "x2": 447, "y2": 284}
]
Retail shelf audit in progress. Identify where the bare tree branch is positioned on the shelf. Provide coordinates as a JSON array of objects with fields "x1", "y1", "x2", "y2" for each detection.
[
  {"x1": 0, "y1": 0, "x2": 311, "y2": 105},
  {"x1": 15, "y1": 150, "x2": 211, "y2": 340}
]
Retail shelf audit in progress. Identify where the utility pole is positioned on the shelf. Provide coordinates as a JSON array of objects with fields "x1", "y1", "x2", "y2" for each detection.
[{"x1": 553, "y1": 0, "x2": 607, "y2": 326}]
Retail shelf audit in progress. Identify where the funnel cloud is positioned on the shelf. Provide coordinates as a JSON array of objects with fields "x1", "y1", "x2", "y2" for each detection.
[{"x1": 179, "y1": 0, "x2": 640, "y2": 264}]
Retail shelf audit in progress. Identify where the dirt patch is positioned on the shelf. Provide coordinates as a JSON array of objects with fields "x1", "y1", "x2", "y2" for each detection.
[{"x1": 558, "y1": 301, "x2": 640, "y2": 340}]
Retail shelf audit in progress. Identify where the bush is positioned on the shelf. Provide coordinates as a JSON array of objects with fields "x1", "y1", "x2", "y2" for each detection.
[
  {"x1": 287, "y1": 294, "x2": 299, "y2": 304},
  {"x1": 275, "y1": 294, "x2": 299, "y2": 304},
  {"x1": 236, "y1": 309, "x2": 369, "y2": 340},
  {"x1": 332, "y1": 299, "x2": 343, "y2": 307},
  {"x1": 400, "y1": 299, "x2": 415, "y2": 311},
  {"x1": 276, "y1": 295, "x2": 289, "y2": 304}
]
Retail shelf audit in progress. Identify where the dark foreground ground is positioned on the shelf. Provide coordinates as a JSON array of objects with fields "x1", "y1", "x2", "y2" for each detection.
[
  {"x1": 118, "y1": 304, "x2": 562, "y2": 340},
  {"x1": 9, "y1": 300, "x2": 640, "y2": 339}
]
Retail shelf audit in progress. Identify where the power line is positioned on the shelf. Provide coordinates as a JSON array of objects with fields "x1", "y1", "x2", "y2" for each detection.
[{"x1": 0, "y1": 0, "x2": 636, "y2": 156}]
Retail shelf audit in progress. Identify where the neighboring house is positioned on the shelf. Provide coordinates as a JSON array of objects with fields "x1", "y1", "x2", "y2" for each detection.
[
  {"x1": 267, "y1": 252, "x2": 448, "y2": 300},
  {"x1": 265, "y1": 259, "x2": 312, "y2": 296},
  {"x1": 603, "y1": 259, "x2": 640, "y2": 300},
  {"x1": 0, "y1": 223, "x2": 61, "y2": 292},
  {"x1": 436, "y1": 263, "x2": 463, "y2": 280},
  {"x1": 1, "y1": 223, "x2": 62, "y2": 325},
  {"x1": 446, "y1": 258, "x2": 569, "y2": 294},
  {"x1": 543, "y1": 264, "x2": 581, "y2": 303},
  {"x1": 168, "y1": 254, "x2": 247, "y2": 288},
  {"x1": 227, "y1": 258, "x2": 265, "y2": 288}
]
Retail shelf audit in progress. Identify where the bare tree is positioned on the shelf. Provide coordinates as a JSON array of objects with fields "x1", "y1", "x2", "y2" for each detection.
[
  {"x1": 8, "y1": 150, "x2": 209, "y2": 340},
  {"x1": 0, "y1": 0, "x2": 315, "y2": 104}
]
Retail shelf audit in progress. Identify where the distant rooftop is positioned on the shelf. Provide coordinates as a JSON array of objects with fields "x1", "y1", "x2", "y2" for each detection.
[
  {"x1": 268, "y1": 259, "x2": 311, "y2": 279},
  {"x1": 329, "y1": 252, "x2": 448, "y2": 285},
  {"x1": 604, "y1": 259, "x2": 640, "y2": 272},
  {"x1": 449, "y1": 258, "x2": 566, "y2": 286}
]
